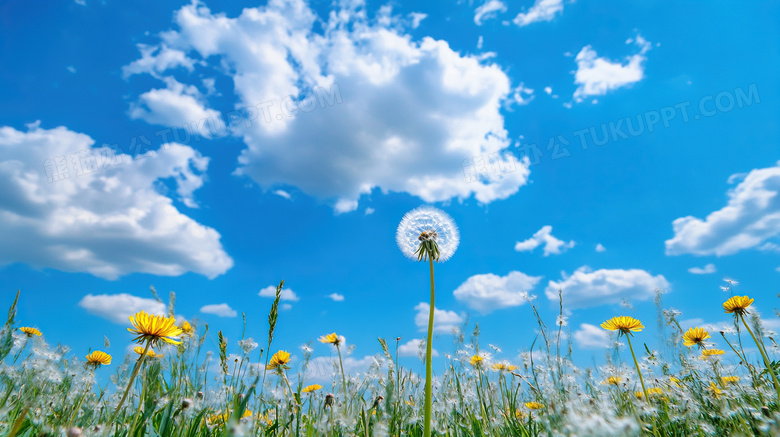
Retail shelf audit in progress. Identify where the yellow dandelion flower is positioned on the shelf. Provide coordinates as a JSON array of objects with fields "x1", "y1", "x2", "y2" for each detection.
[
  {"x1": 524, "y1": 402, "x2": 544, "y2": 410},
  {"x1": 721, "y1": 376, "x2": 740, "y2": 384},
  {"x1": 133, "y1": 346, "x2": 163, "y2": 358},
  {"x1": 682, "y1": 327, "x2": 711, "y2": 348},
  {"x1": 127, "y1": 311, "x2": 182, "y2": 346},
  {"x1": 600, "y1": 316, "x2": 644, "y2": 337},
  {"x1": 19, "y1": 327, "x2": 41, "y2": 337},
  {"x1": 302, "y1": 384, "x2": 322, "y2": 393},
  {"x1": 319, "y1": 333, "x2": 340, "y2": 345},
  {"x1": 708, "y1": 382, "x2": 722, "y2": 397},
  {"x1": 492, "y1": 363, "x2": 517, "y2": 372},
  {"x1": 207, "y1": 409, "x2": 252, "y2": 426},
  {"x1": 470, "y1": 355, "x2": 483, "y2": 367},
  {"x1": 85, "y1": 350, "x2": 112, "y2": 368},
  {"x1": 266, "y1": 350, "x2": 291, "y2": 370},
  {"x1": 635, "y1": 387, "x2": 663, "y2": 398},
  {"x1": 670, "y1": 376, "x2": 681, "y2": 387},
  {"x1": 179, "y1": 320, "x2": 194, "y2": 336},
  {"x1": 701, "y1": 349, "x2": 725, "y2": 359},
  {"x1": 604, "y1": 376, "x2": 621, "y2": 386},
  {"x1": 723, "y1": 296, "x2": 754, "y2": 315}
]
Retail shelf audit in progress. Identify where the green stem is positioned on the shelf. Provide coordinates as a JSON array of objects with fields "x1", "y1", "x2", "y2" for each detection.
[
  {"x1": 336, "y1": 343, "x2": 348, "y2": 409},
  {"x1": 625, "y1": 334, "x2": 648, "y2": 400},
  {"x1": 423, "y1": 256, "x2": 435, "y2": 437},
  {"x1": 740, "y1": 313, "x2": 780, "y2": 400},
  {"x1": 113, "y1": 340, "x2": 151, "y2": 420}
]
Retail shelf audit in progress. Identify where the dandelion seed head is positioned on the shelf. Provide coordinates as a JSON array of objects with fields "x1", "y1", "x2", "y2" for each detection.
[{"x1": 396, "y1": 206, "x2": 459, "y2": 262}]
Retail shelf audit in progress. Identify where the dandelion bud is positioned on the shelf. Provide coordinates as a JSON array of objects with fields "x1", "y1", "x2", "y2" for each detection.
[
  {"x1": 181, "y1": 398, "x2": 192, "y2": 409},
  {"x1": 324, "y1": 393, "x2": 334, "y2": 409},
  {"x1": 67, "y1": 427, "x2": 82, "y2": 437},
  {"x1": 196, "y1": 391, "x2": 204, "y2": 399},
  {"x1": 763, "y1": 406, "x2": 771, "y2": 417}
]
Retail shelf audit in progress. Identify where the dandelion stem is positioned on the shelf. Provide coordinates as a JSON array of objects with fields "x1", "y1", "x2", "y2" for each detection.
[
  {"x1": 625, "y1": 334, "x2": 649, "y2": 401},
  {"x1": 739, "y1": 313, "x2": 780, "y2": 400},
  {"x1": 113, "y1": 339, "x2": 151, "y2": 419},
  {"x1": 335, "y1": 343, "x2": 348, "y2": 409},
  {"x1": 423, "y1": 256, "x2": 435, "y2": 437}
]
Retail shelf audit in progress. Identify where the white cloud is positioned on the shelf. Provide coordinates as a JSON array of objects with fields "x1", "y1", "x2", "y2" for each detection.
[
  {"x1": 274, "y1": 189, "x2": 291, "y2": 199},
  {"x1": 398, "y1": 338, "x2": 439, "y2": 358},
  {"x1": 125, "y1": 0, "x2": 531, "y2": 212},
  {"x1": 453, "y1": 271, "x2": 542, "y2": 314},
  {"x1": 128, "y1": 77, "x2": 220, "y2": 135},
  {"x1": 544, "y1": 86, "x2": 552, "y2": 95},
  {"x1": 573, "y1": 323, "x2": 610, "y2": 349},
  {"x1": 79, "y1": 293, "x2": 166, "y2": 324},
  {"x1": 688, "y1": 263, "x2": 716, "y2": 275},
  {"x1": 66, "y1": 66, "x2": 77, "y2": 74},
  {"x1": 408, "y1": 13, "x2": 427, "y2": 29},
  {"x1": 281, "y1": 303, "x2": 293, "y2": 311},
  {"x1": 572, "y1": 35, "x2": 651, "y2": 102},
  {"x1": 511, "y1": 83, "x2": 535, "y2": 106},
  {"x1": 546, "y1": 267, "x2": 669, "y2": 309},
  {"x1": 414, "y1": 303, "x2": 465, "y2": 333},
  {"x1": 666, "y1": 162, "x2": 780, "y2": 256},
  {"x1": 200, "y1": 303, "x2": 238, "y2": 317},
  {"x1": 514, "y1": 226, "x2": 575, "y2": 256},
  {"x1": 259, "y1": 285, "x2": 300, "y2": 302},
  {"x1": 122, "y1": 44, "x2": 197, "y2": 79},
  {"x1": 0, "y1": 123, "x2": 232, "y2": 279},
  {"x1": 474, "y1": 1, "x2": 507, "y2": 25},
  {"x1": 595, "y1": 243, "x2": 606, "y2": 252},
  {"x1": 327, "y1": 293, "x2": 344, "y2": 302},
  {"x1": 513, "y1": 0, "x2": 564, "y2": 27},
  {"x1": 365, "y1": 207, "x2": 375, "y2": 215}
]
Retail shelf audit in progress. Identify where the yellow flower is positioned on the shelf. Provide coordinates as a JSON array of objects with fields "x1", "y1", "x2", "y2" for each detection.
[
  {"x1": 635, "y1": 387, "x2": 663, "y2": 398},
  {"x1": 701, "y1": 349, "x2": 725, "y2": 359},
  {"x1": 600, "y1": 316, "x2": 644, "y2": 336},
  {"x1": 470, "y1": 355, "x2": 483, "y2": 367},
  {"x1": 207, "y1": 409, "x2": 252, "y2": 425},
  {"x1": 604, "y1": 376, "x2": 621, "y2": 386},
  {"x1": 318, "y1": 333, "x2": 340, "y2": 345},
  {"x1": 19, "y1": 327, "x2": 41, "y2": 337},
  {"x1": 127, "y1": 311, "x2": 183, "y2": 346},
  {"x1": 721, "y1": 376, "x2": 740, "y2": 384},
  {"x1": 524, "y1": 402, "x2": 544, "y2": 410},
  {"x1": 670, "y1": 376, "x2": 681, "y2": 387},
  {"x1": 302, "y1": 384, "x2": 322, "y2": 393},
  {"x1": 682, "y1": 327, "x2": 711, "y2": 347},
  {"x1": 708, "y1": 382, "x2": 721, "y2": 397},
  {"x1": 133, "y1": 346, "x2": 163, "y2": 358},
  {"x1": 266, "y1": 350, "x2": 291, "y2": 370},
  {"x1": 179, "y1": 321, "x2": 194, "y2": 336},
  {"x1": 492, "y1": 363, "x2": 517, "y2": 372},
  {"x1": 723, "y1": 296, "x2": 754, "y2": 315},
  {"x1": 85, "y1": 350, "x2": 112, "y2": 368}
]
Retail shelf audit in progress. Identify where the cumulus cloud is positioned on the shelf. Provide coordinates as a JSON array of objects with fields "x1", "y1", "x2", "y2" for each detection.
[
  {"x1": 595, "y1": 243, "x2": 606, "y2": 252},
  {"x1": 414, "y1": 303, "x2": 465, "y2": 333},
  {"x1": 327, "y1": 293, "x2": 345, "y2": 302},
  {"x1": 79, "y1": 293, "x2": 167, "y2": 324},
  {"x1": 128, "y1": 77, "x2": 221, "y2": 136},
  {"x1": 259, "y1": 285, "x2": 300, "y2": 301},
  {"x1": 124, "y1": 0, "x2": 531, "y2": 212},
  {"x1": 666, "y1": 162, "x2": 780, "y2": 256},
  {"x1": 0, "y1": 123, "x2": 232, "y2": 279},
  {"x1": 514, "y1": 226, "x2": 575, "y2": 256},
  {"x1": 200, "y1": 303, "x2": 238, "y2": 317},
  {"x1": 122, "y1": 44, "x2": 198, "y2": 79},
  {"x1": 688, "y1": 264, "x2": 716, "y2": 275},
  {"x1": 546, "y1": 267, "x2": 669, "y2": 309},
  {"x1": 573, "y1": 323, "x2": 610, "y2": 349},
  {"x1": 474, "y1": 1, "x2": 507, "y2": 25},
  {"x1": 398, "y1": 338, "x2": 439, "y2": 359},
  {"x1": 572, "y1": 35, "x2": 651, "y2": 102},
  {"x1": 453, "y1": 271, "x2": 542, "y2": 314},
  {"x1": 513, "y1": 0, "x2": 564, "y2": 27}
]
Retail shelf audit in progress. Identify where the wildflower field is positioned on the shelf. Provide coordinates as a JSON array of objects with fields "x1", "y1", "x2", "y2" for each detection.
[{"x1": 4, "y1": 277, "x2": 780, "y2": 437}]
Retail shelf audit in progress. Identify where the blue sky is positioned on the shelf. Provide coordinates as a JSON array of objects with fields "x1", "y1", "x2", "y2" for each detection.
[{"x1": 0, "y1": 0, "x2": 778, "y2": 379}]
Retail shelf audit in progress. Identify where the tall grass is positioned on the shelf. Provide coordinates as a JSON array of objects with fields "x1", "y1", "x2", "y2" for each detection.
[{"x1": 2, "y1": 281, "x2": 780, "y2": 436}]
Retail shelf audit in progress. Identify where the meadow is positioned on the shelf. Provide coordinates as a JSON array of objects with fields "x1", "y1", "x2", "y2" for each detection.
[{"x1": 2, "y1": 278, "x2": 780, "y2": 437}]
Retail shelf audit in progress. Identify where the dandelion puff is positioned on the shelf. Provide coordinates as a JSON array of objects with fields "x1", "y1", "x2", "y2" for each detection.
[{"x1": 396, "y1": 205, "x2": 459, "y2": 262}]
